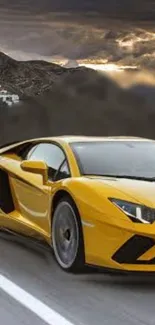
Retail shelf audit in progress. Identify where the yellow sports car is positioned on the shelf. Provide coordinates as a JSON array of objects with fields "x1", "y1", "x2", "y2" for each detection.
[{"x1": 1, "y1": 136, "x2": 155, "y2": 274}]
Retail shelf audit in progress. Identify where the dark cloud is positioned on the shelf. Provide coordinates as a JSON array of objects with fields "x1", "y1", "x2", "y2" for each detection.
[
  {"x1": 0, "y1": 0, "x2": 155, "y2": 19},
  {"x1": 0, "y1": 2, "x2": 155, "y2": 69}
]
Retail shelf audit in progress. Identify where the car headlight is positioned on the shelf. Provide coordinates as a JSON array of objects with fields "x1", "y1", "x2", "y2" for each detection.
[{"x1": 109, "y1": 198, "x2": 155, "y2": 224}]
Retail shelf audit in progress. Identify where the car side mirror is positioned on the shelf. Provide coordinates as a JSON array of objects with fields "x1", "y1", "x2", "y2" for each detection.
[{"x1": 20, "y1": 160, "x2": 48, "y2": 184}]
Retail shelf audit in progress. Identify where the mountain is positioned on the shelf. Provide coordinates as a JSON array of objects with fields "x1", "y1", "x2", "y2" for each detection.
[
  {"x1": 0, "y1": 52, "x2": 155, "y2": 146},
  {"x1": 0, "y1": 52, "x2": 61, "y2": 97},
  {"x1": 0, "y1": 52, "x2": 79, "y2": 97}
]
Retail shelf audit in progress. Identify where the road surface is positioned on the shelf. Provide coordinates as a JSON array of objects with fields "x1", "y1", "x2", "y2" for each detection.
[{"x1": 0, "y1": 232, "x2": 155, "y2": 325}]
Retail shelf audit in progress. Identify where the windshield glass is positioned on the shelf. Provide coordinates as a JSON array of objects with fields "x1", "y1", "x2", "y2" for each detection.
[{"x1": 70, "y1": 140, "x2": 155, "y2": 178}]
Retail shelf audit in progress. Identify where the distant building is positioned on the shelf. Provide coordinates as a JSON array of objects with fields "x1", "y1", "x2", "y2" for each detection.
[{"x1": 0, "y1": 85, "x2": 19, "y2": 106}]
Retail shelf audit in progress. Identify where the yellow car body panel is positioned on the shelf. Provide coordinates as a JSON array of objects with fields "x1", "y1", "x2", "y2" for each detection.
[
  {"x1": 1, "y1": 136, "x2": 155, "y2": 273},
  {"x1": 0, "y1": 157, "x2": 51, "y2": 240}
]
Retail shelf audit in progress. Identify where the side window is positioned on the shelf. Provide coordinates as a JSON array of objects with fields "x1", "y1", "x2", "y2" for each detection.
[
  {"x1": 16, "y1": 143, "x2": 37, "y2": 160},
  {"x1": 27, "y1": 143, "x2": 68, "y2": 180},
  {"x1": 55, "y1": 160, "x2": 70, "y2": 181},
  {"x1": 26, "y1": 145, "x2": 38, "y2": 160}
]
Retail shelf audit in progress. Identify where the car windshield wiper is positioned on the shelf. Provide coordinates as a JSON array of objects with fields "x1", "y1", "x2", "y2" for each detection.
[{"x1": 84, "y1": 174, "x2": 155, "y2": 181}]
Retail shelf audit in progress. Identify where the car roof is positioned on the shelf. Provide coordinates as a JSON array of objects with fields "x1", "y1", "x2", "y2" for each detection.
[
  {"x1": 55, "y1": 136, "x2": 153, "y2": 143},
  {"x1": 0, "y1": 136, "x2": 153, "y2": 154}
]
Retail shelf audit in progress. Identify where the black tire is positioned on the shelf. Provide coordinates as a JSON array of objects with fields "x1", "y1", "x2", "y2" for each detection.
[{"x1": 52, "y1": 196, "x2": 85, "y2": 273}]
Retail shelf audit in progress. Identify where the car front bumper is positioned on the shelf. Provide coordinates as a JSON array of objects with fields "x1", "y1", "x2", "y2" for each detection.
[{"x1": 83, "y1": 217, "x2": 155, "y2": 272}]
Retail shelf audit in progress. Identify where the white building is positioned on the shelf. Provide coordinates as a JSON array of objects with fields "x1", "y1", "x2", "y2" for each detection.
[{"x1": 0, "y1": 85, "x2": 19, "y2": 106}]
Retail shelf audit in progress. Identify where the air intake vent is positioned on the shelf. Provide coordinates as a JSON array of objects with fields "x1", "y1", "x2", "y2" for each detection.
[{"x1": 0, "y1": 170, "x2": 15, "y2": 213}]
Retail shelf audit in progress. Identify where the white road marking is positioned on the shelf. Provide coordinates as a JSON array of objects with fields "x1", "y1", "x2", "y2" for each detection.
[{"x1": 0, "y1": 274, "x2": 74, "y2": 325}]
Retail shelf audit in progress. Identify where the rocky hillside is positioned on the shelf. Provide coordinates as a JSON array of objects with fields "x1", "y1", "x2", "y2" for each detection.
[
  {"x1": 0, "y1": 52, "x2": 155, "y2": 146},
  {"x1": 0, "y1": 52, "x2": 75, "y2": 97}
]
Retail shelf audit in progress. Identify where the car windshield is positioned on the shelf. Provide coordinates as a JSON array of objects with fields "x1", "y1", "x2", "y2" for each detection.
[{"x1": 70, "y1": 140, "x2": 155, "y2": 179}]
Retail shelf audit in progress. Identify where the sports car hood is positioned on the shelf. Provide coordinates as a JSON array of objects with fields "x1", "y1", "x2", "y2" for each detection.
[{"x1": 87, "y1": 176, "x2": 155, "y2": 208}]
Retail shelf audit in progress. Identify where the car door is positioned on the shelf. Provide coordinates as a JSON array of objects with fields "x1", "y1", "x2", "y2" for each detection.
[{"x1": 10, "y1": 142, "x2": 67, "y2": 239}]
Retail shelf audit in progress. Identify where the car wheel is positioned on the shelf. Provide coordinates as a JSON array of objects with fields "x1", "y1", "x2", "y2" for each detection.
[{"x1": 52, "y1": 196, "x2": 85, "y2": 273}]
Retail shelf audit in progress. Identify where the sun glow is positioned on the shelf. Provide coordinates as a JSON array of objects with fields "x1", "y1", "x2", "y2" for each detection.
[{"x1": 78, "y1": 63, "x2": 137, "y2": 72}]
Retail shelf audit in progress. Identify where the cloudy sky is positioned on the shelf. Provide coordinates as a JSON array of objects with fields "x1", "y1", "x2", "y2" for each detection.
[
  {"x1": 0, "y1": 0, "x2": 153, "y2": 17},
  {"x1": 0, "y1": 0, "x2": 155, "y2": 73}
]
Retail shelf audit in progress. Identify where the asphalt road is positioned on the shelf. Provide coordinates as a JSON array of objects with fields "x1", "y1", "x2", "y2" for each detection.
[{"x1": 0, "y1": 232, "x2": 155, "y2": 325}]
